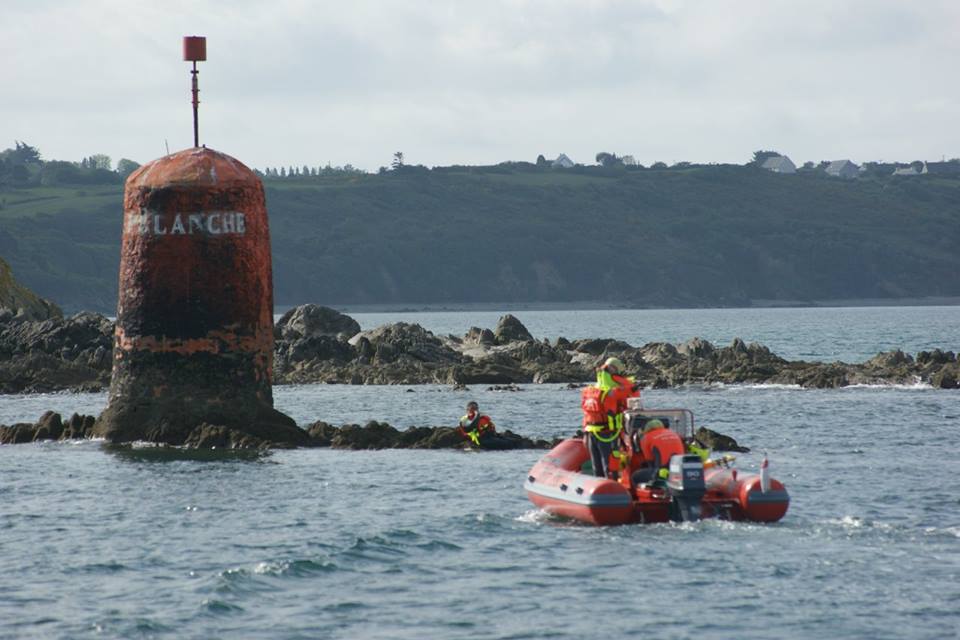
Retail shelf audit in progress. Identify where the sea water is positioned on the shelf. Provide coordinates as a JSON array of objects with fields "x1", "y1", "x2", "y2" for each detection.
[{"x1": 1, "y1": 307, "x2": 958, "y2": 639}]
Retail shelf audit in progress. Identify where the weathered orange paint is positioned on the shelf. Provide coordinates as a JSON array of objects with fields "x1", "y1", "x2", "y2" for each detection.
[{"x1": 95, "y1": 147, "x2": 289, "y2": 444}]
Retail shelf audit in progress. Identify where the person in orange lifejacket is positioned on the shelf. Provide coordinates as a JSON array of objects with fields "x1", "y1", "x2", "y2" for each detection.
[
  {"x1": 458, "y1": 401, "x2": 498, "y2": 447},
  {"x1": 631, "y1": 418, "x2": 686, "y2": 484},
  {"x1": 580, "y1": 357, "x2": 639, "y2": 478}
]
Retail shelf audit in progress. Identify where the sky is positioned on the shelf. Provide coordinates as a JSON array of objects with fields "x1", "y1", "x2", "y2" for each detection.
[{"x1": 3, "y1": 0, "x2": 959, "y2": 172}]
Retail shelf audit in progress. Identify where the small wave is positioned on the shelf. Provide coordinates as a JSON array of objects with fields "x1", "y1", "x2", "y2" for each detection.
[
  {"x1": 214, "y1": 567, "x2": 274, "y2": 595},
  {"x1": 514, "y1": 509, "x2": 552, "y2": 524},
  {"x1": 341, "y1": 535, "x2": 408, "y2": 562},
  {"x1": 66, "y1": 561, "x2": 129, "y2": 575},
  {"x1": 923, "y1": 525, "x2": 960, "y2": 539},
  {"x1": 824, "y1": 515, "x2": 895, "y2": 535},
  {"x1": 200, "y1": 598, "x2": 245, "y2": 615},
  {"x1": 132, "y1": 618, "x2": 175, "y2": 634},
  {"x1": 105, "y1": 443, "x2": 269, "y2": 463},
  {"x1": 514, "y1": 509, "x2": 595, "y2": 528},
  {"x1": 414, "y1": 539, "x2": 462, "y2": 552},
  {"x1": 252, "y1": 558, "x2": 338, "y2": 577}
]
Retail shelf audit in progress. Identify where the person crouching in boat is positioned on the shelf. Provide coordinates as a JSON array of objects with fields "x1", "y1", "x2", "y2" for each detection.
[
  {"x1": 631, "y1": 418, "x2": 686, "y2": 485},
  {"x1": 580, "y1": 357, "x2": 639, "y2": 478},
  {"x1": 459, "y1": 401, "x2": 505, "y2": 449}
]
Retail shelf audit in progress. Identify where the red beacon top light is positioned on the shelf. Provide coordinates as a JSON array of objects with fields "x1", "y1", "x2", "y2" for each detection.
[{"x1": 183, "y1": 36, "x2": 207, "y2": 62}]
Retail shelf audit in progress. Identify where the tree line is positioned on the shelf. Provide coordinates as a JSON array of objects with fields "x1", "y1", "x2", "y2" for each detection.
[{"x1": 0, "y1": 141, "x2": 140, "y2": 188}]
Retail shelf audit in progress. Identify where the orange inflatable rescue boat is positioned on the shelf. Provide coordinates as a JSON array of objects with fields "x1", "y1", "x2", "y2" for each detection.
[{"x1": 524, "y1": 404, "x2": 789, "y2": 525}]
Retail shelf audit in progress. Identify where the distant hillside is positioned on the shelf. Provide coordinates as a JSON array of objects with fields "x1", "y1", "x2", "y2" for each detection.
[{"x1": 1, "y1": 163, "x2": 959, "y2": 313}]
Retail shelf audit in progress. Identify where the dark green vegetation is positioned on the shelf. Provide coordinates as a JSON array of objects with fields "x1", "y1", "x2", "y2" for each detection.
[{"x1": 2, "y1": 156, "x2": 959, "y2": 313}]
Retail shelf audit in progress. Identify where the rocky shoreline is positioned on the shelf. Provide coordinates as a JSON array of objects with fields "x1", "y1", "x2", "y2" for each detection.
[
  {"x1": 0, "y1": 410, "x2": 748, "y2": 454},
  {"x1": 2, "y1": 303, "x2": 957, "y2": 394},
  {"x1": 0, "y1": 410, "x2": 556, "y2": 451}
]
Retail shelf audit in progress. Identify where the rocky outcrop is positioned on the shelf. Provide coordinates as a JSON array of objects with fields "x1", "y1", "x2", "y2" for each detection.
[
  {"x1": 0, "y1": 312, "x2": 113, "y2": 393},
  {"x1": 0, "y1": 410, "x2": 556, "y2": 450},
  {"x1": 694, "y1": 426, "x2": 750, "y2": 453},
  {"x1": 0, "y1": 411, "x2": 97, "y2": 444},
  {"x1": 304, "y1": 420, "x2": 555, "y2": 450},
  {"x1": 0, "y1": 257, "x2": 62, "y2": 322},
  {"x1": 1, "y1": 304, "x2": 958, "y2": 392},
  {"x1": 275, "y1": 304, "x2": 360, "y2": 341},
  {"x1": 494, "y1": 314, "x2": 534, "y2": 344},
  {"x1": 277, "y1": 319, "x2": 466, "y2": 385}
]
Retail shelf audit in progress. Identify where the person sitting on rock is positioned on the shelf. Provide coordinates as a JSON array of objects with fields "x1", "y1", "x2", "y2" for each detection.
[
  {"x1": 458, "y1": 401, "x2": 499, "y2": 448},
  {"x1": 580, "y1": 357, "x2": 639, "y2": 478}
]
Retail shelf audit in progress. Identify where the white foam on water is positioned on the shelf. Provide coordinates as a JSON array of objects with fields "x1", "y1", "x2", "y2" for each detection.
[
  {"x1": 514, "y1": 509, "x2": 552, "y2": 524},
  {"x1": 841, "y1": 379, "x2": 933, "y2": 390},
  {"x1": 710, "y1": 382, "x2": 804, "y2": 390}
]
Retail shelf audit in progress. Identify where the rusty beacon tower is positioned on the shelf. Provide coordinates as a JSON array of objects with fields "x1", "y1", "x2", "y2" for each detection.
[{"x1": 94, "y1": 37, "x2": 303, "y2": 446}]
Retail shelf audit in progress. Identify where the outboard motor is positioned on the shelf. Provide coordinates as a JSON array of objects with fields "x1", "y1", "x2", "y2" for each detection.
[{"x1": 666, "y1": 454, "x2": 706, "y2": 522}]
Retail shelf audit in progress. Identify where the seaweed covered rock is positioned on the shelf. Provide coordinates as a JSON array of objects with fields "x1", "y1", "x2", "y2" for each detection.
[
  {"x1": 302, "y1": 420, "x2": 553, "y2": 450},
  {"x1": 0, "y1": 411, "x2": 97, "y2": 444}
]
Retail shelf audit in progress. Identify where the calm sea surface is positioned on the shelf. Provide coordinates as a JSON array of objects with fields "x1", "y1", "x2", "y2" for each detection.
[{"x1": 2, "y1": 307, "x2": 958, "y2": 639}]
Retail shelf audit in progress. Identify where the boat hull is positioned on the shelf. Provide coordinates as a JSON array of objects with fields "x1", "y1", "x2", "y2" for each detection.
[{"x1": 524, "y1": 438, "x2": 789, "y2": 526}]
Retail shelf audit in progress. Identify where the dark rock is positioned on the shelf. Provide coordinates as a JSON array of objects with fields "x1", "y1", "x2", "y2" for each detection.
[
  {"x1": 931, "y1": 364, "x2": 960, "y2": 389},
  {"x1": 355, "y1": 323, "x2": 462, "y2": 365},
  {"x1": 301, "y1": 420, "x2": 552, "y2": 450},
  {"x1": 793, "y1": 364, "x2": 850, "y2": 388},
  {"x1": 183, "y1": 424, "x2": 275, "y2": 450},
  {"x1": 0, "y1": 422, "x2": 36, "y2": 444},
  {"x1": 32, "y1": 411, "x2": 63, "y2": 441},
  {"x1": 464, "y1": 327, "x2": 496, "y2": 345},
  {"x1": 0, "y1": 311, "x2": 114, "y2": 393},
  {"x1": 695, "y1": 426, "x2": 750, "y2": 452},
  {"x1": 409, "y1": 426, "x2": 464, "y2": 449},
  {"x1": 331, "y1": 420, "x2": 401, "y2": 449},
  {"x1": 571, "y1": 338, "x2": 632, "y2": 355},
  {"x1": 275, "y1": 334, "x2": 355, "y2": 373},
  {"x1": 275, "y1": 304, "x2": 360, "y2": 341},
  {"x1": 487, "y1": 384, "x2": 522, "y2": 392},
  {"x1": 62, "y1": 413, "x2": 96, "y2": 439},
  {"x1": 0, "y1": 411, "x2": 96, "y2": 444},
  {"x1": 917, "y1": 349, "x2": 956, "y2": 366},
  {"x1": 678, "y1": 337, "x2": 715, "y2": 358},
  {"x1": 532, "y1": 364, "x2": 591, "y2": 383},
  {"x1": 866, "y1": 350, "x2": 914, "y2": 368},
  {"x1": 449, "y1": 360, "x2": 527, "y2": 384},
  {"x1": 305, "y1": 420, "x2": 338, "y2": 446},
  {"x1": 494, "y1": 314, "x2": 534, "y2": 344},
  {"x1": 638, "y1": 342, "x2": 681, "y2": 366}
]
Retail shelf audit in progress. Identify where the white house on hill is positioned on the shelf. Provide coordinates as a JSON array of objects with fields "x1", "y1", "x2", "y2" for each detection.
[
  {"x1": 761, "y1": 155, "x2": 796, "y2": 174},
  {"x1": 552, "y1": 153, "x2": 575, "y2": 168},
  {"x1": 826, "y1": 159, "x2": 859, "y2": 179},
  {"x1": 892, "y1": 162, "x2": 927, "y2": 176}
]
